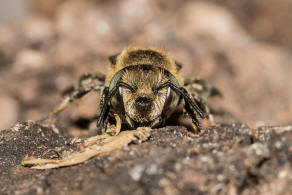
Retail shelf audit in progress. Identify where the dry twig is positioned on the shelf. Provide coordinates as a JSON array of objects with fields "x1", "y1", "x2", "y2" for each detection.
[{"x1": 22, "y1": 127, "x2": 151, "y2": 169}]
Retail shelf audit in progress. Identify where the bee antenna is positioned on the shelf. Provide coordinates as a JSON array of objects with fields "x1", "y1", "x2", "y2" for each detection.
[
  {"x1": 97, "y1": 81, "x2": 130, "y2": 129},
  {"x1": 157, "y1": 81, "x2": 206, "y2": 119}
]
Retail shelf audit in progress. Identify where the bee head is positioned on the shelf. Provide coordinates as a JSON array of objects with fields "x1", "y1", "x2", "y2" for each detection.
[{"x1": 120, "y1": 66, "x2": 170, "y2": 125}]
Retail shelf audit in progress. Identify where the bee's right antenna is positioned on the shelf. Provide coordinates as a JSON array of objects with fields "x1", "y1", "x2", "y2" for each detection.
[
  {"x1": 97, "y1": 81, "x2": 135, "y2": 132},
  {"x1": 157, "y1": 81, "x2": 206, "y2": 119},
  {"x1": 96, "y1": 87, "x2": 110, "y2": 130}
]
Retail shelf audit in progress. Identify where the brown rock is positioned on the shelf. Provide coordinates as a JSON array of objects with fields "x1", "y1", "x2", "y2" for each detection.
[
  {"x1": 13, "y1": 49, "x2": 48, "y2": 73},
  {"x1": 0, "y1": 95, "x2": 19, "y2": 130},
  {"x1": 1, "y1": 122, "x2": 292, "y2": 194}
]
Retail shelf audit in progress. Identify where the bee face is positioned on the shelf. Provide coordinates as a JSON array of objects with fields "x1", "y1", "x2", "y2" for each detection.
[
  {"x1": 96, "y1": 47, "x2": 208, "y2": 133},
  {"x1": 120, "y1": 66, "x2": 169, "y2": 125}
]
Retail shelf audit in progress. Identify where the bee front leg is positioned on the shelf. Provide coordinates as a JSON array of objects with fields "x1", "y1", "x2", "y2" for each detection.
[
  {"x1": 184, "y1": 77, "x2": 222, "y2": 98},
  {"x1": 193, "y1": 95, "x2": 215, "y2": 125},
  {"x1": 184, "y1": 78, "x2": 219, "y2": 126},
  {"x1": 183, "y1": 99, "x2": 202, "y2": 133},
  {"x1": 181, "y1": 87, "x2": 214, "y2": 132},
  {"x1": 43, "y1": 72, "x2": 105, "y2": 125},
  {"x1": 96, "y1": 83, "x2": 123, "y2": 133},
  {"x1": 156, "y1": 81, "x2": 208, "y2": 132}
]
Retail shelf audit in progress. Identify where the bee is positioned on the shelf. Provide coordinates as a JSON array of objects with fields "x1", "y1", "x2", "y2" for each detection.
[{"x1": 48, "y1": 47, "x2": 215, "y2": 134}]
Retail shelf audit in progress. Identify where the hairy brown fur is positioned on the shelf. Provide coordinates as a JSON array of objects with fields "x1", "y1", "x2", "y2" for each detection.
[
  {"x1": 104, "y1": 47, "x2": 184, "y2": 87},
  {"x1": 100, "y1": 47, "x2": 185, "y2": 129},
  {"x1": 47, "y1": 46, "x2": 214, "y2": 134},
  {"x1": 93, "y1": 46, "x2": 210, "y2": 132},
  {"x1": 120, "y1": 67, "x2": 169, "y2": 124}
]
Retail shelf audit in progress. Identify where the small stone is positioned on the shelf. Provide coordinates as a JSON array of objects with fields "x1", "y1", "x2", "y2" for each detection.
[
  {"x1": 146, "y1": 163, "x2": 158, "y2": 175},
  {"x1": 129, "y1": 164, "x2": 145, "y2": 181},
  {"x1": 0, "y1": 95, "x2": 19, "y2": 130},
  {"x1": 13, "y1": 49, "x2": 48, "y2": 73}
]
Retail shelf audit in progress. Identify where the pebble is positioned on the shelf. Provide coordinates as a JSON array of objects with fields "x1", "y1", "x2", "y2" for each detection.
[
  {"x1": 129, "y1": 164, "x2": 145, "y2": 181},
  {"x1": 0, "y1": 95, "x2": 19, "y2": 130}
]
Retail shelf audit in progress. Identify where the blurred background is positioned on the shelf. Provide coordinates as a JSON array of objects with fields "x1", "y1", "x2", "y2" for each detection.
[{"x1": 0, "y1": 0, "x2": 291, "y2": 133}]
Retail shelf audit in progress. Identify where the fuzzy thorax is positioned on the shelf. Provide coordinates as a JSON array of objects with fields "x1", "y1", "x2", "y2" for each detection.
[{"x1": 105, "y1": 46, "x2": 183, "y2": 87}]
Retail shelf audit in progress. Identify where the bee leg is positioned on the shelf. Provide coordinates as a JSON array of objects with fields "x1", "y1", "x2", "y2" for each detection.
[
  {"x1": 184, "y1": 78, "x2": 218, "y2": 126},
  {"x1": 157, "y1": 81, "x2": 208, "y2": 132},
  {"x1": 96, "y1": 81, "x2": 136, "y2": 131},
  {"x1": 61, "y1": 72, "x2": 105, "y2": 98},
  {"x1": 158, "y1": 81, "x2": 206, "y2": 119},
  {"x1": 104, "y1": 114, "x2": 122, "y2": 136},
  {"x1": 184, "y1": 77, "x2": 222, "y2": 98},
  {"x1": 184, "y1": 99, "x2": 201, "y2": 132},
  {"x1": 96, "y1": 82, "x2": 124, "y2": 130},
  {"x1": 193, "y1": 95, "x2": 207, "y2": 113},
  {"x1": 96, "y1": 104, "x2": 109, "y2": 135},
  {"x1": 43, "y1": 72, "x2": 105, "y2": 124},
  {"x1": 193, "y1": 95, "x2": 215, "y2": 125},
  {"x1": 96, "y1": 87, "x2": 109, "y2": 131}
]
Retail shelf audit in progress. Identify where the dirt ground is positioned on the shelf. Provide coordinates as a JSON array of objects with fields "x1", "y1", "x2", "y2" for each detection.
[
  {"x1": 0, "y1": 0, "x2": 292, "y2": 194},
  {"x1": 1, "y1": 122, "x2": 292, "y2": 194}
]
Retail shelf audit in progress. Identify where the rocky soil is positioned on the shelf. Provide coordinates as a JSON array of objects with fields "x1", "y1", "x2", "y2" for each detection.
[
  {"x1": 1, "y1": 122, "x2": 292, "y2": 194},
  {"x1": 0, "y1": 0, "x2": 292, "y2": 194}
]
